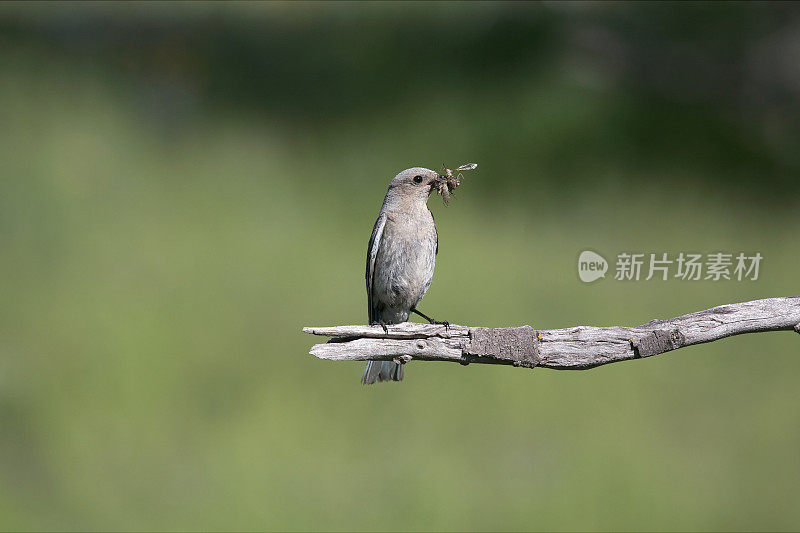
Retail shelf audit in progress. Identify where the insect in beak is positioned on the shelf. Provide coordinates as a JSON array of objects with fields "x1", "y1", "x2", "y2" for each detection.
[{"x1": 434, "y1": 162, "x2": 476, "y2": 205}]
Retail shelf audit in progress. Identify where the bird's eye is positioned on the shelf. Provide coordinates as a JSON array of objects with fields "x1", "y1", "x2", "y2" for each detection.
[{"x1": 413, "y1": 175, "x2": 424, "y2": 184}]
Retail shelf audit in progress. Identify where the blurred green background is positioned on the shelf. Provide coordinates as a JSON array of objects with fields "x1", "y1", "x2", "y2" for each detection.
[{"x1": 1, "y1": 1, "x2": 799, "y2": 531}]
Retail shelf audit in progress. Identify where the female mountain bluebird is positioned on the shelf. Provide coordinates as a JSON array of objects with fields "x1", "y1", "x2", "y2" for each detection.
[{"x1": 362, "y1": 167, "x2": 449, "y2": 384}]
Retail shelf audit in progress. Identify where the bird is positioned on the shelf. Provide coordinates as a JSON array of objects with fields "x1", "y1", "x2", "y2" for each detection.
[{"x1": 362, "y1": 167, "x2": 449, "y2": 385}]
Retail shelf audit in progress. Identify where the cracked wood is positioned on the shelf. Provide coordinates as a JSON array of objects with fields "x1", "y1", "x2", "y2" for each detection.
[{"x1": 303, "y1": 296, "x2": 800, "y2": 370}]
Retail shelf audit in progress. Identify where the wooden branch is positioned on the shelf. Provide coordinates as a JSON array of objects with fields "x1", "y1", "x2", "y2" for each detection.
[{"x1": 303, "y1": 297, "x2": 800, "y2": 370}]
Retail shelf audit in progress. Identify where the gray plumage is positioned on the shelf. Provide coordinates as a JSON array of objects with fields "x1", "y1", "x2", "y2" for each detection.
[{"x1": 362, "y1": 167, "x2": 442, "y2": 385}]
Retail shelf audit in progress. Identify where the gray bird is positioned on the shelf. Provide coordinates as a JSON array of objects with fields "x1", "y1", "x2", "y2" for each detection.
[{"x1": 362, "y1": 167, "x2": 448, "y2": 385}]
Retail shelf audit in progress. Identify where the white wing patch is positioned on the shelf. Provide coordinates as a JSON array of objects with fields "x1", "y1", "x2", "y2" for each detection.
[{"x1": 366, "y1": 212, "x2": 387, "y2": 324}]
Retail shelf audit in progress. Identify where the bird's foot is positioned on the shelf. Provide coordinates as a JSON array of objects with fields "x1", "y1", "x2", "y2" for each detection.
[
  {"x1": 432, "y1": 319, "x2": 450, "y2": 332},
  {"x1": 410, "y1": 307, "x2": 449, "y2": 331}
]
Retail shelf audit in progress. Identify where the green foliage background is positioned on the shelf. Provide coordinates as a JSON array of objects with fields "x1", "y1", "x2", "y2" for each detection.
[{"x1": 0, "y1": 2, "x2": 798, "y2": 531}]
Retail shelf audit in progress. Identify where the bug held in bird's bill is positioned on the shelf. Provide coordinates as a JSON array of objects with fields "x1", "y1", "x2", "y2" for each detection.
[{"x1": 437, "y1": 163, "x2": 477, "y2": 204}]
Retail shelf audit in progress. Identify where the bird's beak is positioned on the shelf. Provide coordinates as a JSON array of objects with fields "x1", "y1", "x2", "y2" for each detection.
[{"x1": 427, "y1": 175, "x2": 444, "y2": 191}]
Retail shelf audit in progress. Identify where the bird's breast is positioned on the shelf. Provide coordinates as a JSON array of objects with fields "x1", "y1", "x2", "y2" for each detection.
[{"x1": 372, "y1": 209, "x2": 437, "y2": 309}]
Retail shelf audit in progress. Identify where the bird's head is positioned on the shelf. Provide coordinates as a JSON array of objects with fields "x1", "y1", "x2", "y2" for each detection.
[{"x1": 386, "y1": 167, "x2": 443, "y2": 203}]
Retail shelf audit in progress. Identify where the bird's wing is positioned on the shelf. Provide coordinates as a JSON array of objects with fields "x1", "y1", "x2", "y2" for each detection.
[
  {"x1": 366, "y1": 212, "x2": 387, "y2": 324},
  {"x1": 430, "y1": 209, "x2": 438, "y2": 255}
]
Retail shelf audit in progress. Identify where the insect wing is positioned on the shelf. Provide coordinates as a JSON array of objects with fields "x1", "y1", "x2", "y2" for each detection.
[
  {"x1": 455, "y1": 163, "x2": 477, "y2": 172},
  {"x1": 440, "y1": 182, "x2": 450, "y2": 204}
]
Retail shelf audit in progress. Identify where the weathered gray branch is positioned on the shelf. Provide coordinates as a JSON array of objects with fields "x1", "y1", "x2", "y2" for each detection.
[{"x1": 303, "y1": 297, "x2": 800, "y2": 370}]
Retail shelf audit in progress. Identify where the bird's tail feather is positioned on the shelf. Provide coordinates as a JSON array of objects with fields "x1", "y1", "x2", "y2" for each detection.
[{"x1": 361, "y1": 360, "x2": 403, "y2": 385}]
